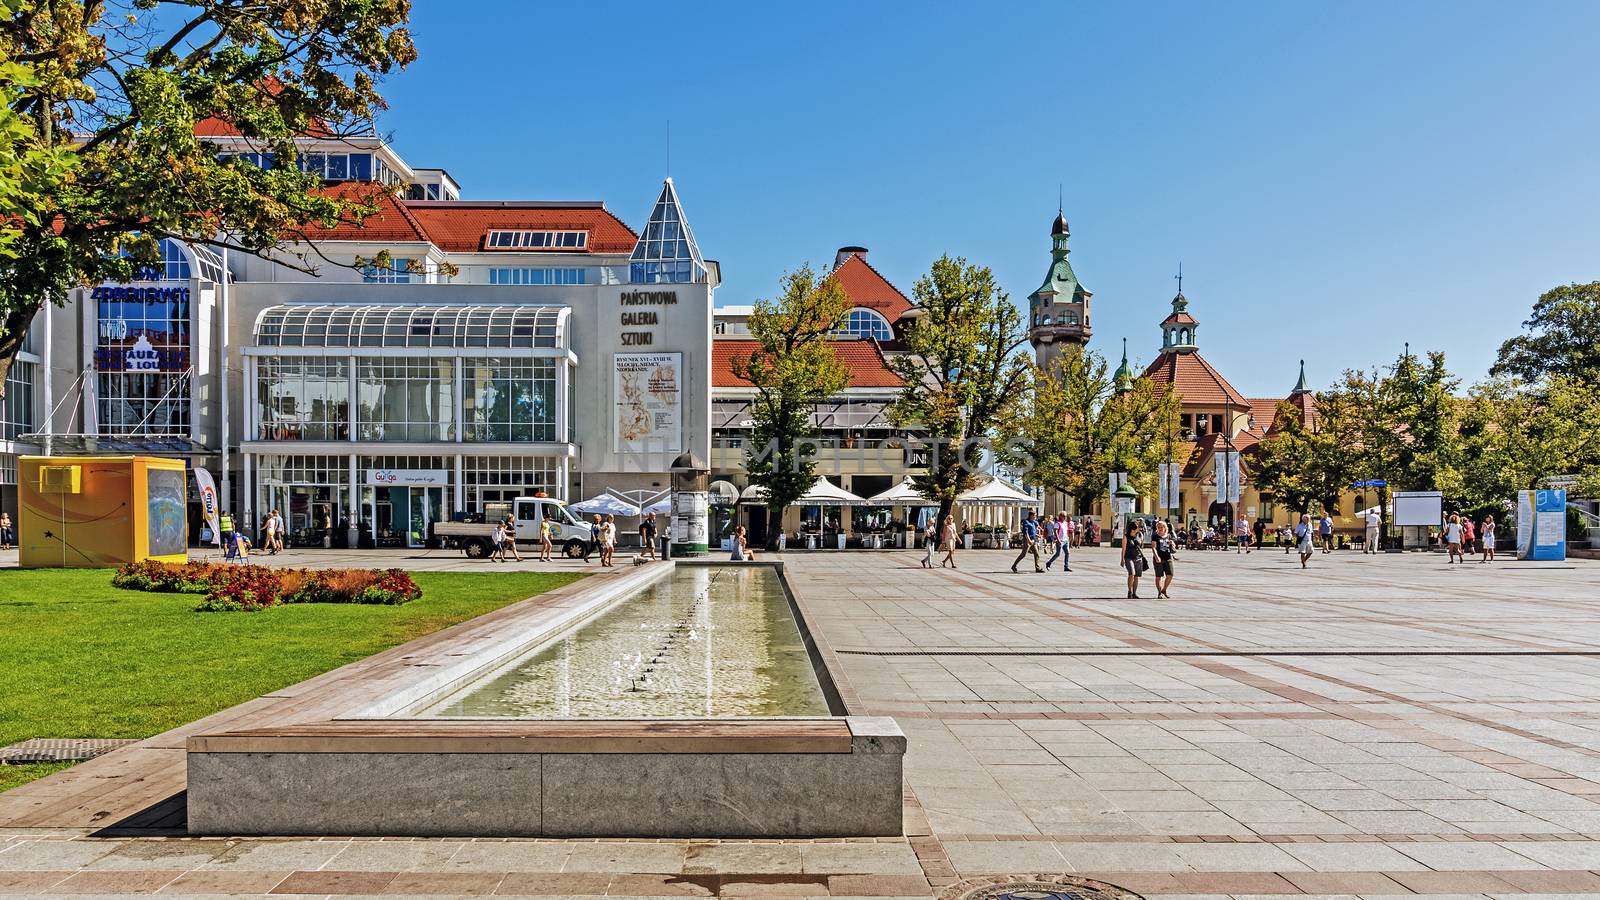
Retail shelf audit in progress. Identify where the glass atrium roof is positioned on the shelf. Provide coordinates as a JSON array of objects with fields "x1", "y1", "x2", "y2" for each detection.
[
  {"x1": 629, "y1": 178, "x2": 707, "y2": 285},
  {"x1": 252, "y1": 304, "x2": 569, "y2": 349}
]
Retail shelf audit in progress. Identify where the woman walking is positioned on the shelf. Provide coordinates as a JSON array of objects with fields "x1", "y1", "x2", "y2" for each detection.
[
  {"x1": 1295, "y1": 513, "x2": 1315, "y2": 568},
  {"x1": 939, "y1": 515, "x2": 959, "y2": 569},
  {"x1": 0, "y1": 511, "x2": 13, "y2": 550},
  {"x1": 600, "y1": 514, "x2": 617, "y2": 567},
  {"x1": 538, "y1": 516, "x2": 553, "y2": 561},
  {"x1": 921, "y1": 518, "x2": 938, "y2": 568},
  {"x1": 502, "y1": 514, "x2": 522, "y2": 562},
  {"x1": 1444, "y1": 514, "x2": 1464, "y2": 564},
  {"x1": 1152, "y1": 520, "x2": 1177, "y2": 598},
  {"x1": 1123, "y1": 519, "x2": 1147, "y2": 598},
  {"x1": 1480, "y1": 515, "x2": 1496, "y2": 563}
]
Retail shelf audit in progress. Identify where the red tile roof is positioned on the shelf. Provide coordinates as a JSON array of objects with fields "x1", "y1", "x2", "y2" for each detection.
[
  {"x1": 831, "y1": 253, "x2": 913, "y2": 321},
  {"x1": 1160, "y1": 311, "x2": 1198, "y2": 326},
  {"x1": 1142, "y1": 351, "x2": 1249, "y2": 407},
  {"x1": 712, "y1": 338, "x2": 903, "y2": 389},
  {"x1": 404, "y1": 202, "x2": 637, "y2": 253},
  {"x1": 293, "y1": 192, "x2": 638, "y2": 254}
]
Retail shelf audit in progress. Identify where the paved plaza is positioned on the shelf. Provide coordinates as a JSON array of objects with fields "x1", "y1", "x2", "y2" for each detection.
[{"x1": 4, "y1": 547, "x2": 1600, "y2": 897}]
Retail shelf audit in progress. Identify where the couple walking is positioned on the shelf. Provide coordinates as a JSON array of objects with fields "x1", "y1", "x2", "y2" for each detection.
[
  {"x1": 920, "y1": 515, "x2": 962, "y2": 569},
  {"x1": 1012, "y1": 510, "x2": 1071, "y2": 574}
]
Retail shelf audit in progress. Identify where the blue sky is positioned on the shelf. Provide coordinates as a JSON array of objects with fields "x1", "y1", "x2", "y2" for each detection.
[{"x1": 379, "y1": 1, "x2": 1598, "y2": 397}]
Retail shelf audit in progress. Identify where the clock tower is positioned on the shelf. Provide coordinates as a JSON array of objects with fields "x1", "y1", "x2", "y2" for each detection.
[{"x1": 1027, "y1": 208, "x2": 1092, "y2": 371}]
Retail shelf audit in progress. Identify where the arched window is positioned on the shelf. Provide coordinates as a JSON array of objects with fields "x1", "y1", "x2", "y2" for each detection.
[{"x1": 836, "y1": 307, "x2": 892, "y2": 341}]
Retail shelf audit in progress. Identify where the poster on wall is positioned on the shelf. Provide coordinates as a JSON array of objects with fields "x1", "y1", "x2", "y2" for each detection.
[
  {"x1": 614, "y1": 352, "x2": 682, "y2": 455},
  {"x1": 1517, "y1": 489, "x2": 1566, "y2": 561}
]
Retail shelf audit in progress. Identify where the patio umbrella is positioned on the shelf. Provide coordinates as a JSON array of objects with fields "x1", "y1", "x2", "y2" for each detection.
[
  {"x1": 797, "y1": 476, "x2": 867, "y2": 506},
  {"x1": 569, "y1": 492, "x2": 642, "y2": 517},
  {"x1": 956, "y1": 478, "x2": 1042, "y2": 531},
  {"x1": 642, "y1": 497, "x2": 672, "y2": 515},
  {"x1": 866, "y1": 477, "x2": 934, "y2": 506}
]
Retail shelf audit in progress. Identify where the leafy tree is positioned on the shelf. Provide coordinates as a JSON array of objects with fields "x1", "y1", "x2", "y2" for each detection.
[
  {"x1": 1363, "y1": 350, "x2": 1464, "y2": 498},
  {"x1": 999, "y1": 350, "x2": 1179, "y2": 513},
  {"x1": 1251, "y1": 389, "x2": 1364, "y2": 517},
  {"x1": 888, "y1": 255, "x2": 1031, "y2": 530},
  {"x1": 1493, "y1": 282, "x2": 1600, "y2": 385},
  {"x1": 0, "y1": 0, "x2": 417, "y2": 396},
  {"x1": 731, "y1": 264, "x2": 850, "y2": 549},
  {"x1": 1460, "y1": 376, "x2": 1600, "y2": 510}
]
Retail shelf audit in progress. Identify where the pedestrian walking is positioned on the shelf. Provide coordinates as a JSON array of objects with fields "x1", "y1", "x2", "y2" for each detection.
[
  {"x1": 1012, "y1": 510, "x2": 1043, "y2": 573},
  {"x1": 1295, "y1": 513, "x2": 1315, "y2": 568},
  {"x1": 600, "y1": 514, "x2": 617, "y2": 567},
  {"x1": 538, "y1": 516, "x2": 553, "y2": 561},
  {"x1": 1461, "y1": 517, "x2": 1475, "y2": 560},
  {"x1": 1045, "y1": 513, "x2": 1072, "y2": 572},
  {"x1": 584, "y1": 515, "x2": 602, "y2": 562},
  {"x1": 1152, "y1": 520, "x2": 1177, "y2": 598},
  {"x1": 502, "y1": 514, "x2": 522, "y2": 562},
  {"x1": 1253, "y1": 517, "x2": 1266, "y2": 552},
  {"x1": 939, "y1": 516, "x2": 959, "y2": 569},
  {"x1": 1236, "y1": 513, "x2": 1252, "y2": 554},
  {"x1": 921, "y1": 519, "x2": 937, "y2": 569},
  {"x1": 490, "y1": 519, "x2": 506, "y2": 562},
  {"x1": 1480, "y1": 515, "x2": 1496, "y2": 563},
  {"x1": 0, "y1": 512, "x2": 13, "y2": 550},
  {"x1": 1319, "y1": 511, "x2": 1335, "y2": 553},
  {"x1": 1123, "y1": 519, "x2": 1148, "y2": 598},
  {"x1": 640, "y1": 511, "x2": 658, "y2": 560},
  {"x1": 1444, "y1": 514, "x2": 1464, "y2": 564},
  {"x1": 263, "y1": 509, "x2": 280, "y2": 555},
  {"x1": 1364, "y1": 507, "x2": 1381, "y2": 554}
]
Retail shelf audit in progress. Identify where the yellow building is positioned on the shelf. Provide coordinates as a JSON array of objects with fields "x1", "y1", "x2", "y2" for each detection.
[{"x1": 17, "y1": 455, "x2": 188, "y2": 568}]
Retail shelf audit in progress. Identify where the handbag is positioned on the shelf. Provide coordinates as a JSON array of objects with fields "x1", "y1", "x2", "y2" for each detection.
[{"x1": 1136, "y1": 553, "x2": 1149, "y2": 574}]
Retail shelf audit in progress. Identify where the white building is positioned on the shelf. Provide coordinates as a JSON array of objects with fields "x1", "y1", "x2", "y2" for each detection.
[{"x1": 5, "y1": 132, "x2": 717, "y2": 549}]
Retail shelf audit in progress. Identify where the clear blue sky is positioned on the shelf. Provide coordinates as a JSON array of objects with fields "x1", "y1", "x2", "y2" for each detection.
[{"x1": 379, "y1": 1, "x2": 1598, "y2": 397}]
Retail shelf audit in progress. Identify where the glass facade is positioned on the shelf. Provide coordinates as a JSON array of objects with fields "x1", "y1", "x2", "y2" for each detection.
[
  {"x1": 362, "y1": 258, "x2": 418, "y2": 283},
  {"x1": 254, "y1": 305, "x2": 565, "y2": 350},
  {"x1": 629, "y1": 179, "x2": 707, "y2": 284},
  {"x1": 356, "y1": 359, "x2": 456, "y2": 442},
  {"x1": 463, "y1": 358, "x2": 557, "y2": 442},
  {"x1": 95, "y1": 274, "x2": 192, "y2": 435},
  {"x1": 837, "y1": 308, "x2": 892, "y2": 342},
  {"x1": 258, "y1": 357, "x2": 351, "y2": 440},
  {"x1": 2, "y1": 359, "x2": 34, "y2": 440}
]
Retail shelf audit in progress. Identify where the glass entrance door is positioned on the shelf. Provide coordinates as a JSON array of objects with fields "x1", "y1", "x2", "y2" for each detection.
[{"x1": 407, "y1": 487, "x2": 443, "y2": 548}]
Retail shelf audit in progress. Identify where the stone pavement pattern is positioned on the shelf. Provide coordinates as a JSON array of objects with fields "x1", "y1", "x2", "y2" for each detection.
[{"x1": 4, "y1": 547, "x2": 1600, "y2": 897}]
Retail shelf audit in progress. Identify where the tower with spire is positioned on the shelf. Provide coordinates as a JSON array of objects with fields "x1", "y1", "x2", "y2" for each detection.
[{"x1": 1027, "y1": 205, "x2": 1092, "y2": 371}]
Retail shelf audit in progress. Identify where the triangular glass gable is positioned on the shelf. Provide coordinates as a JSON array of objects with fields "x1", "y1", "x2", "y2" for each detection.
[{"x1": 629, "y1": 178, "x2": 706, "y2": 284}]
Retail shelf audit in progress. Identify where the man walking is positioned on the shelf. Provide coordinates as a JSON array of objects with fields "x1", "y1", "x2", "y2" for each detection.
[
  {"x1": 1012, "y1": 510, "x2": 1043, "y2": 573},
  {"x1": 1364, "y1": 507, "x2": 1381, "y2": 553},
  {"x1": 1045, "y1": 512, "x2": 1072, "y2": 572},
  {"x1": 1319, "y1": 511, "x2": 1335, "y2": 553}
]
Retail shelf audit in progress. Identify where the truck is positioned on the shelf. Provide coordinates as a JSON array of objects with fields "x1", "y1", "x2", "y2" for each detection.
[{"x1": 432, "y1": 496, "x2": 593, "y2": 559}]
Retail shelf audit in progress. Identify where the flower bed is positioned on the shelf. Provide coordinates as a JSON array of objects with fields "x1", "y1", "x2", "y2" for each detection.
[{"x1": 111, "y1": 561, "x2": 422, "y2": 612}]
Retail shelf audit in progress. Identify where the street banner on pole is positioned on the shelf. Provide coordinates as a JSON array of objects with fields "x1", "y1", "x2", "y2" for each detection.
[
  {"x1": 1158, "y1": 463, "x2": 1182, "y2": 510},
  {"x1": 1226, "y1": 452, "x2": 1243, "y2": 504}
]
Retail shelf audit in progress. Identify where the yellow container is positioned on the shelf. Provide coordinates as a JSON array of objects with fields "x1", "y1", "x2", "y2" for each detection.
[{"x1": 18, "y1": 455, "x2": 189, "y2": 568}]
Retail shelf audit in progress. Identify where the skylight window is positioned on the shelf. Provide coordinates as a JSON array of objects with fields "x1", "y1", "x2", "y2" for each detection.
[{"x1": 484, "y1": 230, "x2": 588, "y2": 250}]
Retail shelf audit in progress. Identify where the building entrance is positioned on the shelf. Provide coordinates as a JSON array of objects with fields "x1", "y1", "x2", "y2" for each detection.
[{"x1": 366, "y1": 485, "x2": 443, "y2": 549}]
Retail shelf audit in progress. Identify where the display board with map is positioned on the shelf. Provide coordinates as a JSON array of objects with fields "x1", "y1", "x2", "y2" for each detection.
[{"x1": 613, "y1": 352, "x2": 682, "y2": 455}]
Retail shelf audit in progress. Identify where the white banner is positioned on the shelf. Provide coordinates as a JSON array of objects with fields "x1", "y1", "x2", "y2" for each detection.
[
  {"x1": 1227, "y1": 452, "x2": 1242, "y2": 503},
  {"x1": 194, "y1": 467, "x2": 223, "y2": 546},
  {"x1": 1213, "y1": 452, "x2": 1242, "y2": 505},
  {"x1": 614, "y1": 352, "x2": 683, "y2": 455},
  {"x1": 1158, "y1": 463, "x2": 1183, "y2": 510},
  {"x1": 1108, "y1": 471, "x2": 1127, "y2": 500}
]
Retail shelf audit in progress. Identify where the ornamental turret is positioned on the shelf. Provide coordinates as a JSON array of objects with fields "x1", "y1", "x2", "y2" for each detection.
[
  {"x1": 1159, "y1": 290, "x2": 1199, "y2": 354},
  {"x1": 1027, "y1": 207, "x2": 1092, "y2": 371}
]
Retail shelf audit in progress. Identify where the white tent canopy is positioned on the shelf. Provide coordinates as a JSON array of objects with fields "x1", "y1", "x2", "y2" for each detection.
[
  {"x1": 867, "y1": 477, "x2": 936, "y2": 506},
  {"x1": 737, "y1": 477, "x2": 867, "y2": 507},
  {"x1": 569, "y1": 492, "x2": 641, "y2": 517},
  {"x1": 956, "y1": 479, "x2": 1043, "y2": 506},
  {"x1": 643, "y1": 497, "x2": 672, "y2": 515}
]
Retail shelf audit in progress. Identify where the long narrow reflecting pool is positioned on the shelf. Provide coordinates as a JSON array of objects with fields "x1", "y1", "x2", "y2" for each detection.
[{"x1": 420, "y1": 566, "x2": 830, "y2": 718}]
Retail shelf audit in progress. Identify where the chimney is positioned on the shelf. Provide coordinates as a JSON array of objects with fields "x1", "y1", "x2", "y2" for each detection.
[{"x1": 834, "y1": 246, "x2": 868, "y2": 268}]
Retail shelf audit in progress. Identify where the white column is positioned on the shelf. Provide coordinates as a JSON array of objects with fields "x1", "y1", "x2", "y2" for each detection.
[
  {"x1": 218, "y1": 255, "x2": 231, "y2": 508},
  {"x1": 454, "y1": 453, "x2": 465, "y2": 514},
  {"x1": 242, "y1": 451, "x2": 253, "y2": 528},
  {"x1": 348, "y1": 453, "x2": 359, "y2": 548},
  {"x1": 555, "y1": 359, "x2": 569, "y2": 446},
  {"x1": 39, "y1": 301, "x2": 52, "y2": 455},
  {"x1": 453, "y1": 357, "x2": 464, "y2": 443}
]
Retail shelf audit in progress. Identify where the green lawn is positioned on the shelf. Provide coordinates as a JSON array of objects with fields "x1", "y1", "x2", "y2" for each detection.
[{"x1": 0, "y1": 568, "x2": 583, "y2": 792}]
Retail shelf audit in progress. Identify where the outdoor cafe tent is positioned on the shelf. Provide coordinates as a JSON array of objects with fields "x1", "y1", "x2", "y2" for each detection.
[
  {"x1": 569, "y1": 492, "x2": 641, "y2": 517},
  {"x1": 737, "y1": 478, "x2": 867, "y2": 507},
  {"x1": 866, "y1": 477, "x2": 933, "y2": 506},
  {"x1": 956, "y1": 478, "x2": 1043, "y2": 531}
]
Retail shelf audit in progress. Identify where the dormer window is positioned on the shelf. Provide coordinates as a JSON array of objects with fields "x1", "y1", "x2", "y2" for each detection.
[{"x1": 484, "y1": 230, "x2": 588, "y2": 250}]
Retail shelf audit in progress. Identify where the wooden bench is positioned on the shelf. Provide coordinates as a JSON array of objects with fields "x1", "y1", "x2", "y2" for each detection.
[{"x1": 187, "y1": 719, "x2": 854, "y2": 755}]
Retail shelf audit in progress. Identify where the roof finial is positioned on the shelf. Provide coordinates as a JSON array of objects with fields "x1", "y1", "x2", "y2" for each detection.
[
  {"x1": 1175, "y1": 261, "x2": 1183, "y2": 295},
  {"x1": 1058, "y1": 183, "x2": 1063, "y2": 215},
  {"x1": 1292, "y1": 358, "x2": 1310, "y2": 395},
  {"x1": 665, "y1": 119, "x2": 671, "y2": 178}
]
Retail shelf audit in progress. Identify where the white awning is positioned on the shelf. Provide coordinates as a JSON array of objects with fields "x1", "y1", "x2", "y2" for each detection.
[
  {"x1": 866, "y1": 476, "x2": 936, "y2": 506},
  {"x1": 737, "y1": 477, "x2": 867, "y2": 506},
  {"x1": 957, "y1": 478, "x2": 1043, "y2": 506},
  {"x1": 569, "y1": 492, "x2": 641, "y2": 516}
]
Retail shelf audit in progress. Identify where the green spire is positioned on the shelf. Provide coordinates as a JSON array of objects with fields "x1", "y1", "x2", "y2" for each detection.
[
  {"x1": 1029, "y1": 210, "x2": 1082, "y2": 303},
  {"x1": 1291, "y1": 359, "x2": 1310, "y2": 395},
  {"x1": 1113, "y1": 337, "x2": 1133, "y2": 393}
]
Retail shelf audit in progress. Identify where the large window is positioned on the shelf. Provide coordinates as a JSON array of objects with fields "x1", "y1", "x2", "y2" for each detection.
[
  {"x1": 258, "y1": 358, "x2": 350, "y2": 441},
  {"x1": 488, "y1": 267, "x2": 587, "y2": 285},
  {"x1": 464, "y1": 456, "x2": 559, "y2": 512},
  {"x1": 485, "y1": 230, "x2": 587, "y2": 250},
  {"x1": 362, "y1": 258, "x2": 417, "y2": 284},
  {"x1": 356, "y1": 359, "x2": 455, "y2": 441},
  {"x1": 95, "y1": 275, "x2": 191, "y2": 435},
  {"x1": 836, "y1": 308, "x2": 892, "y2": 342},
  {"x1": 463, "y1": 358, "x2": 557, "y2": 443},
  {"x1": 2, "y1": 359, "x2": 34, "y2": 440}
]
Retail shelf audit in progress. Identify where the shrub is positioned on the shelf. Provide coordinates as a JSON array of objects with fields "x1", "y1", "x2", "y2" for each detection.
[{"x1": 111, "y1": 561, "x2": 422, "y2": 611}]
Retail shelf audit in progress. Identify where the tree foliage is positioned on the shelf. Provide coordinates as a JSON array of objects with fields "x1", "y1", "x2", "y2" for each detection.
[
  {"x1": 731, "y1": 263, "x2": 850, "y2": 548},
  {"x1": 998, "y1": 349, "x2": 1179, "y2": 511},
  {"x1": 888, "y1": 255, "x2": 1031, "y2": 527},
  {"x1": 1251, "y1": 390, "x2": 1364, "y2": 516},
  {"x1": 1460, "y1": 376, "x2": 1600, "y2": 508},
  {"x1": 0, "y1": 0, "x2": 417, "y2": 395},
  {"x1": 1493, "y1": 282, "x2": 1600, "y2": 386}
]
